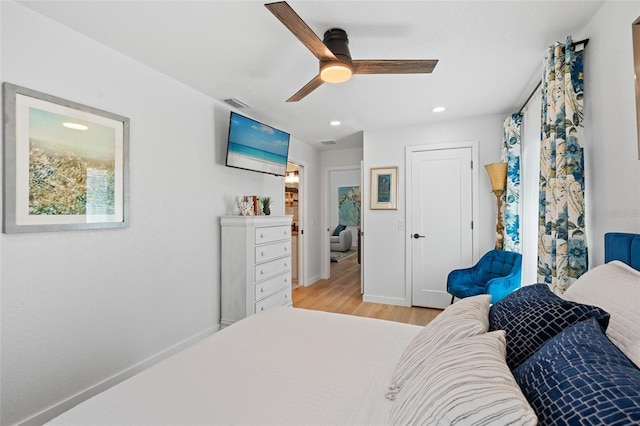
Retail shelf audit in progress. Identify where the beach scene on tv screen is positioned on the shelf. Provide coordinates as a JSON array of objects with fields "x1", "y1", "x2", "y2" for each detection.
[{"x1": 227, "y1": 114, "x2": 289, "y2": 176}]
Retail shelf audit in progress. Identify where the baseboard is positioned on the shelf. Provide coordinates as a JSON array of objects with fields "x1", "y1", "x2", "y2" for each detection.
[
  {"x1": 362, "y1": 294, "x2": 410, "y2": 307},
  {"x1": 305, "y1": 273, "x2": 322, "y2": 286},
  {"x1": 19, "y1": 324, "x2": 220, "y2": 426}
]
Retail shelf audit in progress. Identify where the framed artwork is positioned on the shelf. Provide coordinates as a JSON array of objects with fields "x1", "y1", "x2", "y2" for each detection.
[
  {"x1": 2, "y1": 82, "x2": 130, "y2": 233},
  {"x1": 370, "y1": 167, "x2": 398, "y2": 210},
  {"x1": 338, "y1": 186, "x2": 360, "y2": 226}
]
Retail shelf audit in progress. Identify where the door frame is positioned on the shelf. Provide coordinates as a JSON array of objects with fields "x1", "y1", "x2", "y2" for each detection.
[
  {"x1": 286, "y1": 157, "x2": 307, "y2": 286},
  {"x1": 322, "y1": 164, "x2": 362, "y2": 280},
  {"x1": 404, "y1": 141, "x2": 480, "y2": 305}
]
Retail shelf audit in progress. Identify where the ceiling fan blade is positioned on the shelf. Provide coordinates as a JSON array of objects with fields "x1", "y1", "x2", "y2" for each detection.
[
  {"x1": 265, "y1": 2, "x2": 337, "y2": 62},
  {"x1": 352, "y1": 59, "x2": 438, "y2": 74},
  {"x1": 287, "y1": 75, "x2": 324, "y2": 102}
]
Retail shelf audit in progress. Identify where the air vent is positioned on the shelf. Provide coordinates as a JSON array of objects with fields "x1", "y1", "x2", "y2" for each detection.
[
  {"x1": 224, "y1": 98, "x2": 252, "y2": 109},
  {"x1": 319, "y1": 140, "x2": 339, "y2": 146}
]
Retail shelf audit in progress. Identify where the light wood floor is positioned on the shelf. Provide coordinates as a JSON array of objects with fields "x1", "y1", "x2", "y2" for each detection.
[{"x1": 292, "y1": 255, "x2": 443, "y2": 326}]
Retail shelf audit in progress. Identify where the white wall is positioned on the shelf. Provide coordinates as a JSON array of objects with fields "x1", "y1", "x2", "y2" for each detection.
[
  {"x1": 321, "y1": 146, "x2": 363, "y2": 168},
  {"x1": 578, "y1": 1, "x2": 640, "y2": 265},
  {"x1": 362, "y1": 115, "x2": 504, "y2": 305},
  {"x1": 0, "y1": 2, "x2": 320, "y2": 424}
]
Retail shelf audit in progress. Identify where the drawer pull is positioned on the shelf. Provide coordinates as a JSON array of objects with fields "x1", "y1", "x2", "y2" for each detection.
[
  {"x1": 284, "y1": 277, "x2": 288, "y2": 283},
  {"x1": 284, "y1": 262, "x2": 287, "y2": 267},
  {"x1": 260, "y1": 270, "x2": 265, "y2": 275},
  {"x1": 260, "y1": 287, "x2": 264, "y2": 293},
  {"x1": 284, "y1": 246, "x2": 288, "y2": 251},
  {"x1": 260, "y1": 233, "x2": 265, "y2": 238},
  {"x1": 284, "y1": 293, "x2": 288, "y2": 299},
  {"x1": 261, "y1": 251, "x2": 265, "y2": 257},
  {"x1": 261, "y1": 306, "x2": 265, "y2": 311}
]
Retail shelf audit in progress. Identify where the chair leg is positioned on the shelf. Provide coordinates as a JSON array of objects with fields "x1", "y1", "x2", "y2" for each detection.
[{"x1": 450, "y1": 295, "x2": 455, "y2": 304}]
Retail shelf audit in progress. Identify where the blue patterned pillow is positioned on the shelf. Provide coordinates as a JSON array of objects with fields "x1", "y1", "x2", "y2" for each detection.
[
  {"x1": 332, "y1": 224, "x2": 346, "y2": 236},
  {"x1": 489, "y1": 284, "x2": 610, "y2": 369},
  {"x1": 513, "y1": 318, "x2": 640, "y2": 426}
]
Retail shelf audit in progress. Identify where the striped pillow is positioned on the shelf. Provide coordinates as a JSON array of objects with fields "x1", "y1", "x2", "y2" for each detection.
[
  {"x1": 385, "y1": 294, "x2": 490, "y2": 400},
  {"x1": 389, "y1": 331, "x2": 538, "y2": 425}
]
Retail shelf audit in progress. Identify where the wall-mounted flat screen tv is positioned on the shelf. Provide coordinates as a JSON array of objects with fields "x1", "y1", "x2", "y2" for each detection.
[{"x1": 225, "y1": 112, "x2": 290, "y2": 177}]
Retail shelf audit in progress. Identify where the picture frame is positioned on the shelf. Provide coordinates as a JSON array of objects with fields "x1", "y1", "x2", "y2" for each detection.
[
  {"x1": 338, "y1": 186, "x2": 361, "y2": 225},
  {"x1": 370, "y1": 167, "x2": 398, "y2": 210},
  {"x1": 2, "y1": 82, "x2": 130, "y2": 233}
]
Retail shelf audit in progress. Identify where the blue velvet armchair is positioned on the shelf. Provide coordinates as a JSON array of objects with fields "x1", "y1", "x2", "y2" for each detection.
[{"x1": 447, "y1": 250, "x2": 522, "y2": 304}]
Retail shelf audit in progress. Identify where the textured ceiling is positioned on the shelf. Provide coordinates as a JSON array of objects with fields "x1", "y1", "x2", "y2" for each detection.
[{"x1": 18, "y1": 0, "x2": 604, "y2": 150}]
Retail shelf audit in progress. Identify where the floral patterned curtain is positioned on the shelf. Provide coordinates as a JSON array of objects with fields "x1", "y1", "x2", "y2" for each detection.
[
  {"x1": 538, "y1": 36, "x2": 587, "y2": 293},
  {"x1": 501, "y1": 113, "x2": 523, "y2": 253}
]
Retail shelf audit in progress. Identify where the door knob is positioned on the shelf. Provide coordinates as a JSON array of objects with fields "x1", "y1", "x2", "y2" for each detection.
[{"x1": 413, "y1": 233, "x2": 426, "y2": 239}]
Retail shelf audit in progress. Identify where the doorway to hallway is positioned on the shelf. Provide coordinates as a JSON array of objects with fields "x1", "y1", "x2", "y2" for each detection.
[
  {"x1": 285, "y1": 162, "x2": 303, "y2": 288},
  {"x1": 325, "y1": 166, "x2": 362, "y2": 284}
]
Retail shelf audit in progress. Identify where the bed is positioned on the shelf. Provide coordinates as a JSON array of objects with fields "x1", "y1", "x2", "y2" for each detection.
[{"x1": 48, "y1": 233, "x2": 640, "y2": 425}]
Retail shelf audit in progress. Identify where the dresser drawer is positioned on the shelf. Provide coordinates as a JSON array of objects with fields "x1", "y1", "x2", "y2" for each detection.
[
  {"x1": 255, "y1": 273, "x2": 289, "y2": 300},
  {"x1": 255, "y1": 225, "x2": 290, "y2": 244},
  {"x1": 255, "y1": 287, "x2": 291, "y2": 313},
  {"x1": 255, "y1": 256, "x2": 291, "y2": 282},
  {"x1": 255, "y1": 241, "x2": 289, "y2": 263}
]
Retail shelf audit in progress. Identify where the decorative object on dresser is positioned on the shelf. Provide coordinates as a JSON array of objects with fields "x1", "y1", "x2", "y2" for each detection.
[
  {"x1": 484, "y1": 162, "x2": 508, "y2": 249},
  {"x1": 220, "y1": 216, "x2": 293, "y2": 327},
  {"x1": 260, "y1": 196, "x2": 271, "y2": 215},
  {"x1": 237, "y1": 196, "x2": 254, "y2": 216}
]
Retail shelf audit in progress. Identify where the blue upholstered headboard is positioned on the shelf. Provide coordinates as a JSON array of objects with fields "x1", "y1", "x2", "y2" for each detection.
[{"x1": 604, "y1": 232, "x2": 640, "y2": 271}]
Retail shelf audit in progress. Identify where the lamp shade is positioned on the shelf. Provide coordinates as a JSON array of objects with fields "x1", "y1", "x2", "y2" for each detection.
[{"x1": 484, "y1": 163, "x2": 508, "y2": 192}]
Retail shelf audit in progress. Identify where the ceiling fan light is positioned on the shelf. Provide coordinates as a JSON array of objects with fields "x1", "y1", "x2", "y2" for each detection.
[{"x1": 320, "y1": 62, "x2": 353, "y2": 84}]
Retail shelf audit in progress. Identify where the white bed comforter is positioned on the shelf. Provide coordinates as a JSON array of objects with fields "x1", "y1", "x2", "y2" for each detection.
[{"x1": 49, "y1": 308, "x2": 421, "y2": 425}]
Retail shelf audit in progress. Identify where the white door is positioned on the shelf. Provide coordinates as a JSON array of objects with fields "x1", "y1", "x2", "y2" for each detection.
[{"x1": 410, "y1": 147, "x2": 473, "y2": 308}]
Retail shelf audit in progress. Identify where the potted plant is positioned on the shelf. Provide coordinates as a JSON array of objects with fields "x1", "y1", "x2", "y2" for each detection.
[{"x1": 260, "y1": 197, "x2": 271, "y2": 216}]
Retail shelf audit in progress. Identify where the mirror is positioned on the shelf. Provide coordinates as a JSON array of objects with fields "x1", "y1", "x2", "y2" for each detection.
[{"x1": 634, "y1": 17, "x2": 640, "y2": 159}]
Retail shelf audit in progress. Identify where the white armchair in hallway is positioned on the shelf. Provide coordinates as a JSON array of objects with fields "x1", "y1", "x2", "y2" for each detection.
[{"x1": 330, "y1": 228, "x2": 352, "y2": 252}]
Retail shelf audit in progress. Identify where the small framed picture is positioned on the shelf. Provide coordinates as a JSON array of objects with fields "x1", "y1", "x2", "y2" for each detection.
[
  {"x1": 2, "y1": 83, "x2": 130, "y2": 233},
  {"x1": 370, "y1": 167, "x2": 398, "y2": 210}
]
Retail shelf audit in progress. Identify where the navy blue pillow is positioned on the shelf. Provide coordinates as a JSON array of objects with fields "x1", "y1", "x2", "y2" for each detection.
[
  {"x1": 489, "y1": 284, "x2": 610, "y2": 369},
  {"x1": 332, "y1": 224, "x2": 346, "y2": 236},
  {"x1": 513, "y1": 319, "x2": 640, "y2": 426}
]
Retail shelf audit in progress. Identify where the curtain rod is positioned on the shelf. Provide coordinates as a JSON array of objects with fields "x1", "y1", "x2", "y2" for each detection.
[{"x1": 518, "y1": 38, "x2": 590, "y2": 113}]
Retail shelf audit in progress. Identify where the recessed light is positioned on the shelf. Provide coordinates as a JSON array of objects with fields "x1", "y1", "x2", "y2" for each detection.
[
  {"x1": 329, "y1": 120, "x2": 341, "y2": 126},
  {"x1": 63, "y1": 122, "x2": 88, "y2": 130},
  {"x1": 432, "y1": 106, "x2": 446, "y2": 113}
]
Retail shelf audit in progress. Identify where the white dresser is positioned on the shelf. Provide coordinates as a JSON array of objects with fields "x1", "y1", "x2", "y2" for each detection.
[{"x1": 220, "y1": 216, "x2": 293, "y2": 327}]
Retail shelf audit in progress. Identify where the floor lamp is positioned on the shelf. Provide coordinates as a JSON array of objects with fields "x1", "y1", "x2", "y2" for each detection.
[{"x1": 484, "y1": 163, "x2": 508, "y2": 250}]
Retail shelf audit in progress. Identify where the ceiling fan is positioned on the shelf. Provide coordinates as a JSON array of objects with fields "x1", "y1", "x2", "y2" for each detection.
[{"x1": 265, "y1": 1, "x2": 438, "y2": 102}]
